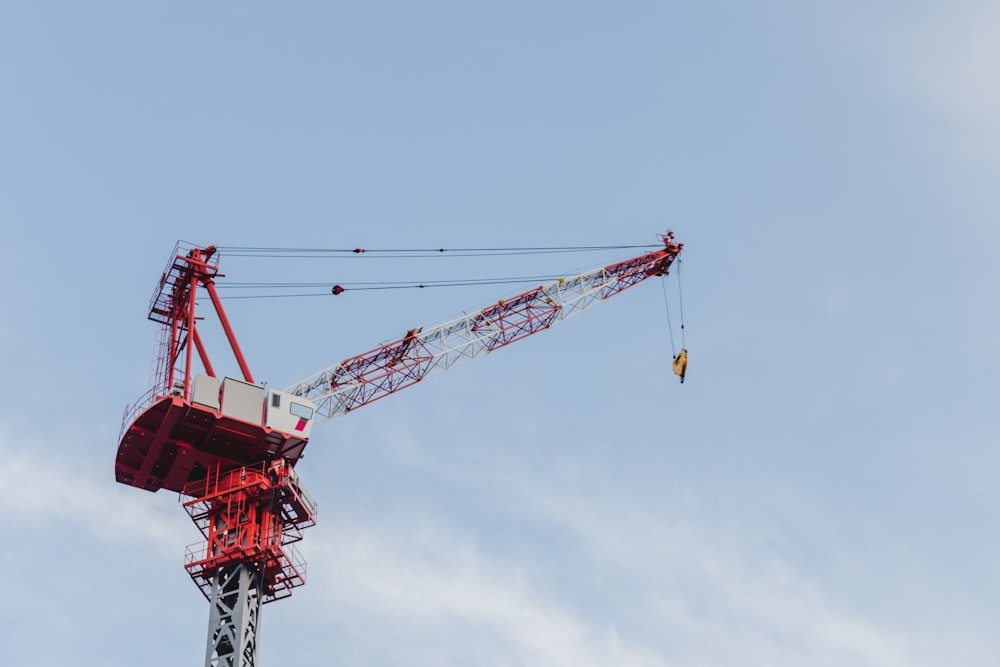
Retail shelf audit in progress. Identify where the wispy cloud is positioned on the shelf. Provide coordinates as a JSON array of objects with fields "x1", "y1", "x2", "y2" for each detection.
[
  {"x1": 292, "y1": 419, "x2": 930, "y2": 667},
  {"x1": 4, "y1": 416, "x2": 982, "y2": 666},
  {"x1": 874, "y1": 2, "x2": 1000, "y2": 170},
  {"x1": 0, "y1": 431, "x2": 190, "y2": 552},
  {"x1": 306, "y1": 519, "x2": 669, "y2": 667},
  {"x1": 301, "y1": 500, "x2": 918, "y2": 667},
  {"x1": 526, "y1": 489, "x2": 911, "y2": 667}
]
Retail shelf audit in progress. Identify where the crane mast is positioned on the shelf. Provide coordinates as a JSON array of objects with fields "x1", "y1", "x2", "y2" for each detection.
[{"x1": 115, "y1": 233, "x2": 683, "y2": 667}]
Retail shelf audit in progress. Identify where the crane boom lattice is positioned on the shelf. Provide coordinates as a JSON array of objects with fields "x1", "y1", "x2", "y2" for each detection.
[{"x1": 285, "y1": 236, "x2": 682, "y2": 421}]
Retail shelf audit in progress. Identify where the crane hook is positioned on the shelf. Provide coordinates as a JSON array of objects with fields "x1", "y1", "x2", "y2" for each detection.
[{"x1": 672, "y1": 348, "x2": 688, "y2": 384}]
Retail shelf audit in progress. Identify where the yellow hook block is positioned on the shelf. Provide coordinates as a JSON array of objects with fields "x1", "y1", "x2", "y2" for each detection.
[{"x1": 672, "y1": 349, "x2": 688, "y2": 384}]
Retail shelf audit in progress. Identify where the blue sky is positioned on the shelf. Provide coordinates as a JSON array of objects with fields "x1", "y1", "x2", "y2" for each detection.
[{"x1": 2, "y1": 2, "x2": 999, "y2": 665}]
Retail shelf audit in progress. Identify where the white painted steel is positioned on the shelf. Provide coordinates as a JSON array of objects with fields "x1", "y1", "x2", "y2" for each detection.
[
  {"x1": 285, "y1": 259, "x2": 667, "y2": 423},
  {"x1": 204, "y1": 564, "x2": 262, "y2": 667}
]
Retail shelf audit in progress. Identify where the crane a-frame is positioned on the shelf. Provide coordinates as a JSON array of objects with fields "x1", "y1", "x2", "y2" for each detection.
[{"x1": 115, "y1": 233, "x2": 683, "y2": 666}]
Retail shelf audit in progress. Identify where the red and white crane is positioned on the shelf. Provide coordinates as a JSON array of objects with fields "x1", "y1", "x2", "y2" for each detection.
[{"x1": 115, "y1": 233, "x2": 683, "y2": 667}]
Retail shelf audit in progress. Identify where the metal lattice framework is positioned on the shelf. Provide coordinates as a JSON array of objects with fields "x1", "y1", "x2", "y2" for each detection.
[
  {"x1": 116, "y1": 233, "x2": 683, "y2": 667},
  {"x1": 185, "y1": 461, "x2": 317, "y2": 666},
  {"x1": 149, "y1": 241, "x2": 255, "y2": 400},
  {"x1": 183, "y1": 461, "x2": 317, "y2": 605},
  {"x1": 284, "y1": 234, "x2": 683, "y2": 421},
  {"x1": 204, "y1": 564, "x2": 263, "y2": 667}
]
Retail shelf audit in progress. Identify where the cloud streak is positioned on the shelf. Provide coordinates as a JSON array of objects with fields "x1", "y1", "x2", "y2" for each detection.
[
  {"x1": 290, "y1": 422, "x2": 930, "y2": 667},
  {"x1": 0, "y1": 431, "x2": 191, "y2": 553},
  {"x1": 873, "y1": 2, "x2": 1000, "y2": 171},
  {"x1": 306, "y1": 519, "x2": 669, "y2": 667}
]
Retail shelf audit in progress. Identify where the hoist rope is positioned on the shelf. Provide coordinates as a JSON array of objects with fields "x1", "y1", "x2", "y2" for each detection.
[
  {"x1": 661, "y1": 276, "x2": 676, "y2": 358},
  {"x1": 677, "y1": 259, "x2": 686, "y2": 349}
]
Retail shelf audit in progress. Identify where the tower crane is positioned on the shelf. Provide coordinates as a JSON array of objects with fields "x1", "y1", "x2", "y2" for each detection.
[{"x1": 115, "y1": 233, "x2": 683, "y2": 667}]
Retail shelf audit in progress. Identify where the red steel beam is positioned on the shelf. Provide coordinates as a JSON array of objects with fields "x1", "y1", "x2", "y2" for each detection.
[{"x1": 203, "y1": 277, "x2": 254, "y2": 385}]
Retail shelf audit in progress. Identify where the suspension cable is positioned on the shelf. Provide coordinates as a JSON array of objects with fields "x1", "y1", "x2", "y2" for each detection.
[
  {"x1": 212, "y1": 241, "x2": 672, "y2": 299},
  {"x1": 216, "y1": 244, "x2": 659, "y2": 259},
  {"x1": 220, "y1": 293, "x2": 333, "y2": 300},
  {"x1": 216, "y1": 274, "x2": 563, "y2": 290},
  {"x1": 216, "y1": 275, "x2": 569, "y2": 300}
]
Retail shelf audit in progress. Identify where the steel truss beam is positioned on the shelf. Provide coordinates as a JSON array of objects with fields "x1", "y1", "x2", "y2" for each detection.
[
  {"x1": 204, "y1": 564, "x2": 262, "y2": 667},
  {"x1": 285, "y1": 235, "x2": 683, "y2": 421}
]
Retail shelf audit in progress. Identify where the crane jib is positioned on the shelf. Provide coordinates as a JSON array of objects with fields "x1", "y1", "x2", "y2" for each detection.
[{"x1": 287, "y1": 237, "x2": 682, "y2": 422}]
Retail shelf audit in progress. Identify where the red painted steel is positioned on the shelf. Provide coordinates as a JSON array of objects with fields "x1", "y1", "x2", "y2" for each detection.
[
  {"x1": 117, "y1": 242, "x2": 307, "y2": 495},
  {"x1": 204, "y1": 279, "x2": 254, "y2": 384},
  {"x1": 116, "y1": 395, "x2": 309, "y2": 493},
  {"x1": 183, "y1": 255, "x2": 199, "y2": 399},
  {"x1": 325, "y1": 328, "x2": 435, "y2": 411},
  {"x1": 192, "y1": 328, "x2": 216, "y2": 379},
  {"x1": 472, "y1": 286, "x2": 562, "y2": 352},
  {"x1": 147, "y1": 244, "x2": 220, "y2": 397},
  {"x1": 183, "y1": 460, "x2": 316, "y2": 603}
]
